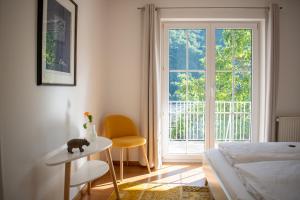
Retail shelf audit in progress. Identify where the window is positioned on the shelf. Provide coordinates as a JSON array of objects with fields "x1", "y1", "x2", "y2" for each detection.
[{"x1": 162, "y1": 22, "x2": 259, "y2": 161}]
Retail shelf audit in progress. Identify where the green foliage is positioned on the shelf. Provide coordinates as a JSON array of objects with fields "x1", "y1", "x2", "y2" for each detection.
[
  {"x1": 169, "y1": 29, "x2": 252, "y2": 141},
  {"x1": 169, "y1": 29, "x2": 206, "y2": 70},
  {"x1": 45, "y1": 32, "x2": 56, "y2": 66},
  {"x1": 215, "y1": 29, "x2": 252, "y2": 102},
  {"x1": 88, "y1": 115, "x2": 93, "y2": 123},
  {"x1": 174, "y1": 73, "x2": 206, "y2": 101},
  {"x1": 216, "y1": 29, "x2": 252, "y2": 71},
  {"x1": 83, "y1": 123, "x2": 87, "y2": 129},
  {"x1": 171, "y1": 29, "x2": 252, "y2": 102},
  {"x1": 170, "y1": 113, "x2": 185, "y2": 140}
]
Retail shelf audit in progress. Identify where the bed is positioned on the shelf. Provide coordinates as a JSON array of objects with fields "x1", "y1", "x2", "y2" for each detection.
[{"x1": 203, "y1": 142, "x2": 300, "y2": 200}]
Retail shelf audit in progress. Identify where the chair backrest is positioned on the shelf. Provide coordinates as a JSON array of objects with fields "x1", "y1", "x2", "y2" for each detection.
[{"x1": 102, "y1": 115, "x2": 139, "y2": 139}]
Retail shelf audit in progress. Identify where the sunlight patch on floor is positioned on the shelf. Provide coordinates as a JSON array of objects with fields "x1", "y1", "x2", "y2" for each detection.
[
  {"x1": 123, "y1": 182, "x2": 178, "y2": 191},
  {"x1": 91, "y1": 163, "x2": 205, "y2": 195}
]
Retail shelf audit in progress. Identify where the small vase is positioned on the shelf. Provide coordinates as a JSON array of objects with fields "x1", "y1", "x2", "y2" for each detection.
[
  {"x1": 86, "y1": 124, "x2": 97, "y2": 142},
  {"x1": 91, "y1": 124, "x2": 97, "y2": 141}
]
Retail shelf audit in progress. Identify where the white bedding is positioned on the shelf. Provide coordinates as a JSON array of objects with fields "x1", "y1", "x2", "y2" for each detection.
[
  {"x1": 235, "y1": 160, "x2": 300, "y2": 200},
  {"x1": 219, "y1": 142, "x2": 300, "y2": 165},
  {"x1": 204, "y1": 149, "x2": 255, "y2": 200}
]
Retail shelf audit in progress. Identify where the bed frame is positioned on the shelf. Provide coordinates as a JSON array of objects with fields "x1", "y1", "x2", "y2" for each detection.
[{"x1": 203, "y1": 154, "x2": 230, "y2": 200}]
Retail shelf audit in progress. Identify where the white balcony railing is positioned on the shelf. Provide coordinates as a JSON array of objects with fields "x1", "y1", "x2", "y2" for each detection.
[{"x1": 169, "y1": 101, "x2": 251, "y2": 142}]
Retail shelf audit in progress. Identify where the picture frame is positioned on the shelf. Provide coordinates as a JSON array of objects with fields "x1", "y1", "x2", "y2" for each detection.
[{"x1": 37, "y1": 0, "x2": 77, "y2": 86}]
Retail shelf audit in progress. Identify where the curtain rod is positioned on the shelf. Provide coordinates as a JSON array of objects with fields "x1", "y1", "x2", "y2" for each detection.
[{"x1": 137, "y1": 6, "x2": 283, "y2": 10}]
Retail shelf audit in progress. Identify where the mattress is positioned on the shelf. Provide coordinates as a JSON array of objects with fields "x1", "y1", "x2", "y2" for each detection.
[
  {"x1": 218, "y1": 142, "x2": 300, "y2": 165},
  {"x1": 204, "y1": 149, "x2": 255, "y2": 200},
  {"x1": 206, "y1": 143, "x2": 300, "y2": 200},
  {"x1": 235, "y1": 160, "x2": 300, "y2": 200}
]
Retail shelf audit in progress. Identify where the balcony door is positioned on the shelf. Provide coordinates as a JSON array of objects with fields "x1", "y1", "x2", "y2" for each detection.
[{"x1": 162, "y1": 22, "x2": 259, "y2": 161}]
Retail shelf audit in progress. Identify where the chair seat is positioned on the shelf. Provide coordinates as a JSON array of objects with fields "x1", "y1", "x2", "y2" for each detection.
[{"x1": 112, "y1": 136, "x2": 146, "y2": 148}]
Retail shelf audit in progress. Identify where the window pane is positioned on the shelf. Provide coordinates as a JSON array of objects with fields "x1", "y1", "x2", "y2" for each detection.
[
  {"x1": 216, "y1": 29, "x2": 252, "y2": 71},
  {"x1": 169, "y1": 72, "x2": 186, "y2": 101},
  {"x1": 187, "y1": 72, "x2": 205, "y2": 101},
  {"x1": 215, "y1": 72, "x2": 232, "y2": 101},
  {"x1": 169, "y1": 100, "x2": 187, "y2": 153},
  {"x1": 232, "y1": 30, "x2": 252, "y2": 71},
  {"x1": 233, "y1": 59, "x2": 252, "y2": 71},
  {"x1": 214, "y1": 28, "x2": 252, "y2": 145},
  {"x1": 216, "y1": 29, "x2": 232, "y2": 71},
  {"x1": 234, "y1": 72, "x2": 252, "y2": 102},
  {"x1": 169, "y1": 29, "x2": 186, "y2": 70},
  {"x1": 188, "y1": 30, "x2": 206, "y2": 70}
]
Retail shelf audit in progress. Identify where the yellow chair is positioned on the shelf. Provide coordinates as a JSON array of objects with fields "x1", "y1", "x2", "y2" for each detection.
[{"x1": 102, "y1": 114, "x2": 151, "y2": 181}]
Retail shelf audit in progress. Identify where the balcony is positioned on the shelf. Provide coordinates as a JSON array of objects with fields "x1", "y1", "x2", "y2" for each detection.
[{"x1": 168, "y1": 101, "x2": 251, "y2": 154}]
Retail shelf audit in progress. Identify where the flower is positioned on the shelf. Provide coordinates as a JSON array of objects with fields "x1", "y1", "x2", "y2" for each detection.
[{"x1": 83, "y1": 112, "x2": 93, "y2": 129}]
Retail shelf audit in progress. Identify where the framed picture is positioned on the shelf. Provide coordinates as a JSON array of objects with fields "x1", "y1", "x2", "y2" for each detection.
[{"x1": 37, "y1": 0, "x2": 77, "y2": 86}]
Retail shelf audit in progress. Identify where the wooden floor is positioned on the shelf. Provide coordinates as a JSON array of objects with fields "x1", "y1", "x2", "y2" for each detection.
[{"x1": 81, "y1": 163, "x2": 206, "y2": 200}]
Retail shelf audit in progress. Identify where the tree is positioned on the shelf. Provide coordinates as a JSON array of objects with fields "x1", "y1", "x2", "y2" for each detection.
[
  {"x1": 169, "y1": 29, "x2": 252, "y2": 141},
  {"x1": 170, "y1": 29, "x2": 252, "y2": 102},
  {"x1": 215, "y1": 29, "x2": 252, "y2": 102}
]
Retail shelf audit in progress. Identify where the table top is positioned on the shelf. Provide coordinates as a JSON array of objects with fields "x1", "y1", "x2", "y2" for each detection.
[
  {"x1": 70, "y1": 160, "x2": 109, "y2": 187},
  {"x1": 46, "y1": 136, "x2": 112, "y2": 166}
]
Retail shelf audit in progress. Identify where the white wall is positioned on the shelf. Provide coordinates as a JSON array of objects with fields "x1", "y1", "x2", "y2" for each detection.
[
  {"x1": 275, "y1": 0, "x2": 300, "y2": 115},
  {"x1": 0, "y1": 0, "x2": 108, "y2": 199},
  {"x1": 1, "y1": 0, "x2": 299, "y2": 198},
  {"x1": 104, "y1": 0, "x2": 300, "y2": 161}
]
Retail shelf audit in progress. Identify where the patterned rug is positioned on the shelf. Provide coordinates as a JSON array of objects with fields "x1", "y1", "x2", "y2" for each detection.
[{"x1": 108, "y1": 182, "x2": 211, "y2": 200}]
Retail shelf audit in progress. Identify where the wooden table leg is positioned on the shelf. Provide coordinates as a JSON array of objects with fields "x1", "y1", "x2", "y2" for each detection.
[
  {"x1": 87, "y1": 155, "x2": 91, "y2": 195},
  {"x1": 64, "y1": 162, "x2": 71, "y2": 200},
  {"x1": 87, "y1": 182, "x2": 91, "y2": 195},
  {"x1": 205, "y1": 178, "x2": 208, "y2": 186},
  {"x1": 105, "y1": 148, "x2": 120, "y2": 200}
]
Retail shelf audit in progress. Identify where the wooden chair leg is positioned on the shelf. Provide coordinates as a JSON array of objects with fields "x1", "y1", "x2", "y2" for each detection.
[
  {"x1": 120, "y1": 148, "x2": 124, "y2": 182},
  {"x1": 126, "y1": 148, "x2": 129, "y2": 166},
  {"x1": 141, "y1": 145, "x2": 151, "y2": 174}
]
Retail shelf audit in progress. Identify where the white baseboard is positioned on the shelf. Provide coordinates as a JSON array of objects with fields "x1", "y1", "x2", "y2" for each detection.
[{"x1": 163, "y1": 154, "x2": 203, "y2": 163}]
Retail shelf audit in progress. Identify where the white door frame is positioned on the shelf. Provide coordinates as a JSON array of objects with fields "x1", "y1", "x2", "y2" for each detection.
[{"x1": 161, "y1": 21, "x2": 260, "y2": 162}]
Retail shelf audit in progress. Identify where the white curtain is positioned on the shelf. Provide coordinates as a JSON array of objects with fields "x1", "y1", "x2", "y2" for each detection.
[
  {"x1": 140, "y1": 4, "x2": 162, "y2": 169},
  {"x1": 265, "y1": 4, "x2": 280, "y2": 141}
]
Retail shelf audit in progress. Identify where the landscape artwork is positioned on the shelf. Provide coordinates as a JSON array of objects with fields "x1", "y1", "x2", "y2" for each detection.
[
  {"x1": 37, "y1": 0, "x2": 77, "y2": 86},
  {"x1": 46, "y1": 0, "x2": 71, "y2": 73}
]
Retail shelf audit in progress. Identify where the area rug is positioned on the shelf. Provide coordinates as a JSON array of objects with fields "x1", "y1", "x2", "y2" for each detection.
[{"x1": 108, "y1": 182, "x2": 211, "y2": 200}]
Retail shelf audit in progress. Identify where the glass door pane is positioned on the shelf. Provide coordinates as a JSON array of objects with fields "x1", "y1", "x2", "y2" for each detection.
[
  {"x1": 214, "y1": 29, "x2": 252, "y2": 146},
  {"x1": 168, "y1": 29, "x2": 206, "y2": 154}
]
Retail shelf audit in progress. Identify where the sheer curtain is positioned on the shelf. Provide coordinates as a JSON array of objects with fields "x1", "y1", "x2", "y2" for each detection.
[
  {"x1": 264, "y1": 4, "x2": 280, "y2": 141},
  {"x1": 140, "y1": 4, "x2": 162, "y2": 169}
]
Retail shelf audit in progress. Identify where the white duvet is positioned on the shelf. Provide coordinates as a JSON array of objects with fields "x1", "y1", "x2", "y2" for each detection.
[
  {"x1": 235, "y1": 160, "x2": 300, "y2": 200},
  {"x1": 219, "y1": 142, "x2": 300, "y2": 165}
]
